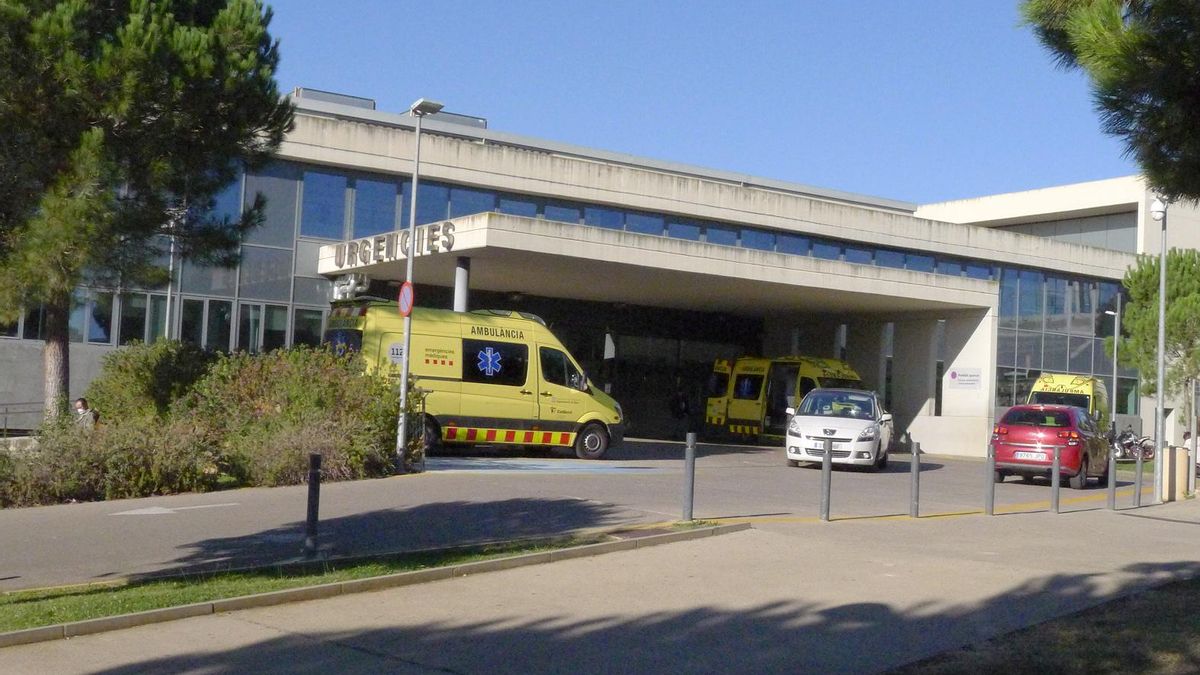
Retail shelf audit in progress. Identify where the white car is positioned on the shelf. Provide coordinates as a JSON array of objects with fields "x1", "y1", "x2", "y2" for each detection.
[{"x1": 785, "y1": 388, "x2": 894, "y2": 470}]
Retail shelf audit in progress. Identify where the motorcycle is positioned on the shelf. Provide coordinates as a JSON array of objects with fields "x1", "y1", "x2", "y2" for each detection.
[{"x1": 1111, "y1": 426, "x2": 1139, "y2": 460}]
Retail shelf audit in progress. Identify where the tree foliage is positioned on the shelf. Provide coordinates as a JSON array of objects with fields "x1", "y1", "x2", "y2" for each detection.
[
  {"x1": 1022, "y1": 0, "x2": 1200, "y2": 201},
  {"x1": 0, "y1": 0, "x2": 293, "y2": 415},
  {"x1": 1117, "y1": 249, "x2": 1200, "y2": 403}
]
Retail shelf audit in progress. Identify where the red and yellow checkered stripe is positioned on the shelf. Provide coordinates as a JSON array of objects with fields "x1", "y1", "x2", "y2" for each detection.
[
  {"x1": 443, "y1": 425, "x2": 577, "y2": 447},
  {"x1": 706, "y1": 415, "x2": 726, "y2": 425}
]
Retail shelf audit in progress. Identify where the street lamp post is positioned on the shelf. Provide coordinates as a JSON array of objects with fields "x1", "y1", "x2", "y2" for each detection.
[
  {"x1": 396, "y1": 98, "x2": 444, "y2": 471},
  {"x1": 1150, "y1": 196, "x2": 1168, "y2": 504},
  {"x1": 1105, "y1": 298, "x2": 1121, "y2": 508}
]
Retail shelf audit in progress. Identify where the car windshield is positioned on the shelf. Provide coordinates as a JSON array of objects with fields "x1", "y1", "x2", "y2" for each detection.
[
  {"x1": 798, "y1": 391, "x2": 876, "y2": 419},
  {"x1": 1029, "y1": 392, "x2": 1090, "y2": 409},
  {"x1": 1002, "y1": 409, "x2": 1073, "y2": 427}
]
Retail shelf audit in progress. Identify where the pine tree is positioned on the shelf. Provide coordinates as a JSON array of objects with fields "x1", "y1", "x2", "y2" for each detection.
[
  {"x1": 0, "y1": 0, "x2": 293, "y2": 418},
  {"x1": 1116, "y1": 250, "x2": 1200, "y2": 405}
]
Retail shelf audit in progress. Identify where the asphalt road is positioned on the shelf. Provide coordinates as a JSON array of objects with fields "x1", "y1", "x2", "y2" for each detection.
[{"x1": 0, "y1": 439, "x2": 1153, "y2": 590}]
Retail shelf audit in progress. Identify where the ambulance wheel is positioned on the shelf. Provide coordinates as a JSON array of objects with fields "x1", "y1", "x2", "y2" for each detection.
[
  {"x1": 575, "y1": 423, "x2": 609, "y2": 460},
  {"x1": 421, "y1": 416, "x2": 441, "y2": 456}
]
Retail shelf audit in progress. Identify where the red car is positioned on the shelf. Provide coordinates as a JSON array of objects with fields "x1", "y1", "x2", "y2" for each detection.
[{"x1": 991, "y1": 404, "x2": 1110, "y2": 489}]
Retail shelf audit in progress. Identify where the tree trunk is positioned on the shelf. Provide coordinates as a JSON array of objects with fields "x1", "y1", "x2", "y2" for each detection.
[{"x1": 43, "y1": 295, "x2": 70, "y2": 421}]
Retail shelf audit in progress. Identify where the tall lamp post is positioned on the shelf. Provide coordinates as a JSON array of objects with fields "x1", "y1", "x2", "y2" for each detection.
[
  {"x1": 1150, "y1": 196, "x2": 1168, "y2": 504},
  {"x1": 1105, "y1": 298, "x2": 1122, "y2": 508},
  {"x1": 396, "y1": 98, "x2": 444, "y2": 470}
]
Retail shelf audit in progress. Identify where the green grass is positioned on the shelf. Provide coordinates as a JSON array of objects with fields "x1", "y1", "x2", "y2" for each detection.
[{"x1": 0, "y1": 537, "x2": 602, "y2": 633}]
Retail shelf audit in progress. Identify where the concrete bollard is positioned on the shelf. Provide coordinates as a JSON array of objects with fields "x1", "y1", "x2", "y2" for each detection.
[
  {"x1": 985, "y1": 444, "x2": 996, "y2": 516},
  {"x1": 1135, "y1": 448, "x2": 1144, "y2": 508},
  {"x1": 1107, "y1": 449, "x2": 1117, "y2": 510},
  {"x1": 820, "y1": 438, "x2": 832, "y2": 522},
  {"x1": 682, "y1": 432, "x2": 696, "y2": 521}
]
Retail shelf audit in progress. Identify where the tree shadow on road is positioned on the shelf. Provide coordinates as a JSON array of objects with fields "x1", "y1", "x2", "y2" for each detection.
[
  {"x1": 88, "y1": 559, "x2": 1200, "y2": 674},
  {"x1": 128, "y1": 497, "x2": 631, "y2": 581}
]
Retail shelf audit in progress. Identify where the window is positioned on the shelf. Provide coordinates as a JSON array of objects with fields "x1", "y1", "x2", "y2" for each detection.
[
  {"x1": 544, "y1": 201, "x2": 581, "y2": 224},
  {"x1": 207, "y1": 300, "x2": 233, "y2": 351},
  {"x1": 937, "y1": 259, "x2": 963, "y2": 276},
  {"x1": 239, "y1": 246, "x2": 292, "y2": 301},
  {"x1": 293, "y1": 308, "x2": 324, "y2": 348},
  {"x1": 1016, "y1": 331, "x2": 1042, "y2": 370},
  {"x1": 965, "y1": 263, "x2": 992, "y2": 280},
  {"x1": 843, "y1": 246, "x2": 872, "y2": 264},
  {"x1": 1069, "y1": 280, "x2": 1096, "y2": 336},
  {"x1": 238, "y1": 304, "x2": 261, "y2": 353},
  {"x1": 402, "y1": 180, "x2": 450, "y2": 226},
  {"x1": 741, "y1": 229, "x2": 775, "y2": 251},
  {"x1": 87, "y1": 292, "x2": 114, "y2": 344},
  {"x1": 625, "y1": 212, "x2": 664, "y2": 235},
  {"x1": 667, "y1": 218, "x2": 701, "y2": 241},
  {"x1": 180, "y1": 299, "x2": 205, "y2": 346},
  {"x1": 540, "y1": 346, "x2": 583, "y2": 389},
  {"x1": 300, "y1": 170, "x2": 346, "y2": 239},
  {"x1": 905, "y1": 254, "x2": 935, "y2": 273},
  {"x1": 705, "y1": 224, "x2": 737, "y2": 246},
  {"x1": 584, "y1": 206, "x2": 623, "y2": 230},
  {"x1": 119, "y1": 294, "x2": 148, "y2": 345},
  {"x1": 68, "y1": 290, "x2": 86, "y2": 342},
  {"x1": 462, "y1": 338, "x2": 528, "y2": 387},
  {"x1": 1068, "y1": 336, "x2": 1092, "y2": 373},
  {"x1": 996, "y1": 329, "x2": 1017, "y2": 368},
  {"x1": 147, "y1": 295, "x2": 167, "y2": 342},
  {"x1": 497, "y1": 193, "x2": 539, "y2": 217},
  {"x1": 210, "y1": 174, "x2": 243, "y2": 222},
  {"x1": 293, "y1": 277, "x2": 332, "y2": 306},
  {"x1": 244, "y1": 163, "x2": 299, "y2": 247},
  {"x1": 264, "y1": 305, "x2": 288, "y2": 351},
  {"x1": 1042, "y1": 332, "x2": 1068, "y2": 372},
  {"x1": 449, "y1": 185, "x2": 495, "y2": 219},
  {"x1": 999, "y1": 268, "x2": 1019, "y2": 329},
  {"x1": 22, "y1": 306, "x2": 43, "y2": 340},
  {"x1": 732, "y1": 374, "x2": 763, "y2": 400},
  {"x1": 777, "y1": 234, "x2": 810, "y2": 255},
  {"x1": 1018, "y1": 269, "x2": 1044, "y2": 331},
  {"x1": 181, "y1": 260, "x2": 237, "y2": 296},
  {"x1": 353, "y1": 177, "x2": 397, "y2": 238},
  {"x1": 1045, "y1": 276, "x2": 1068, "y2": 332},
  {"x1": 812, "y1": 241, "x2": 840, "y2": 260},
  {"x1": 876, "y1": 249, "x2": 906, "y2": 269}
]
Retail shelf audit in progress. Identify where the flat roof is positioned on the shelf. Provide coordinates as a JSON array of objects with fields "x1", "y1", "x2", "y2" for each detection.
[{"x1": 291, "y1": 96, "x2": 918, "y2": 215}]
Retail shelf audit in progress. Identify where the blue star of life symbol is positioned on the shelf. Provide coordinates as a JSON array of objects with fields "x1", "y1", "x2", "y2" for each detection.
[{"x1": 477, "y1": 347, "x2": 502, "y2": 376}]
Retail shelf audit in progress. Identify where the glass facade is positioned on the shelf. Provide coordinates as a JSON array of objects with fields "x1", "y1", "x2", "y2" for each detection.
[{"x1": 4, "y1": 157, "x2": 1137, "y2": 417}]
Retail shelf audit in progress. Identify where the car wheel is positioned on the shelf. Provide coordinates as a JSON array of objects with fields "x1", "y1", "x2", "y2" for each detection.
[
  {"x1": 993, "y1": 470, "x2": 1005, "y2": 483},
  {"x1": 875, "y1": 442, "x2": 888, "y2": 471},
  {"x1": 1069, "y1": 456, "x2": 1088, "y2": 490},
  {"x1": 787, "y1": 458, "x2": 800, "y2": 467},
  {"x1": 575, "y1": 423, "x2": 609, "y2": 460}
]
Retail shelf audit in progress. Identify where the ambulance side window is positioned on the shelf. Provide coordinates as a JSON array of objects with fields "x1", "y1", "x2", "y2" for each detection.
[
  {"x1": 800, "y1": 377, "x2": 819, "y2": 398},
  {"x1": 462, "y1": 339, "x2": 528, "y2": 386},
  {"x1": 540, "y1": 346, "x2": 582, "y2": 389},
  {"x1": 732, "y1": 374, "x2": 764, "y2": 400}
]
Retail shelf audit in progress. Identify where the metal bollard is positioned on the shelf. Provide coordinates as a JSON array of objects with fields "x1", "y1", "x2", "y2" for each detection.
[
  {"x1": 910, "y1": 441, "x2": 921, "y2": 518},
  {"x1": 682, "y1": 432, "x2": 697, "y2": 521},
  {"x1": 304, "y1": 452, "x2": 322, "y2": 555},
  {"x1": 1107, "y1": 449, "x2": 1117, "y2": 510},
  {"x1": 1051, "y1": 446, "x2": 1061, "y2": 514},
  {"x1": 820, "y1": 438, "x2": 832, "y2": 522},
  {"x1": 1134, "y1": 448, "x2": 1144, "y2": 508},
  {"x1": 985, "y1": 444, "x2": 996, "y2": 516}
]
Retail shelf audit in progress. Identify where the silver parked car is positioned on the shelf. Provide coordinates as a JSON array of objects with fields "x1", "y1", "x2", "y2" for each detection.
[{"x1": 785, "y1": 388, "x2": 894, "y2": 470}]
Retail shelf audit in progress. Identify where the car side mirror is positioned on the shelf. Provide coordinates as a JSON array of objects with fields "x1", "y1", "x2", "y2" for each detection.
[
  {"x1": 573, "y1": 371, "x2": 589, "y2": 392},
  {"x1": 880, "y1": 413, "x2": 893, "y2": 424},
  {"x1": 785, "y1": 407, "x2": 795, "y2": 416}
]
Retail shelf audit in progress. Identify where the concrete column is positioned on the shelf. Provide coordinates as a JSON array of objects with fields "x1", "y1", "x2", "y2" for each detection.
[
  {"x1": 844, "y1": 320, "x2": 886, "y2": 394},
  {"x1": 891, "y1": 317, "x2": 939, "y2": 441},
  {"x1": 453, "y1": 257, "x2": 470, "y2": 312}
]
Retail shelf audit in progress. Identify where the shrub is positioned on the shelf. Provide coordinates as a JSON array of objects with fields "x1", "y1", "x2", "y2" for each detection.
[
  {"x1": 85, "y1": 340, "x2": 215, "y2": 420},
  {"x1": 179, "y1": 346, "x2": 399, "y2": 486}
]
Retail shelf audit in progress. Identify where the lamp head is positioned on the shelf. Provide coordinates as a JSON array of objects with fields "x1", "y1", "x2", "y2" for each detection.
[{"x1": 409, "y1": 98, "x2": 445, "y2": 117}]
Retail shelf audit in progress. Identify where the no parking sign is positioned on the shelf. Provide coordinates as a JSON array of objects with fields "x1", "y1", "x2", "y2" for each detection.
[{"x1": 398, "y1": 281, "x2": 414, "y2": 317}]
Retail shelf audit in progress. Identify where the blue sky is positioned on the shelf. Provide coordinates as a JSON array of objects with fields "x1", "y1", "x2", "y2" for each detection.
[{"x1": 268, "y1": 0, "x2": 1136, "y2": 204}]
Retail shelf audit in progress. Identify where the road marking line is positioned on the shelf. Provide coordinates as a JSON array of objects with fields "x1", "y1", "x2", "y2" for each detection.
[{"x1": 110, "y1": 503, "x2": 238, "y2": 516}]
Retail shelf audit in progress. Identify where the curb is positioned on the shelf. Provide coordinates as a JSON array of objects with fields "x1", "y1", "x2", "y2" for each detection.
[{"x1": 0, "y1": 522, "x2": 750, "y2": 649}]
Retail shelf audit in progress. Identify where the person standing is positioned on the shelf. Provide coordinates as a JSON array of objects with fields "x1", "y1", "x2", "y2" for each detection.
[{"x1": 74, "y1": 398, "x2": 97, "y2": 430}]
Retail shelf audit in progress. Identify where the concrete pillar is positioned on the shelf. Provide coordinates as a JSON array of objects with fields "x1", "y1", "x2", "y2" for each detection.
[
  {"x1": 891, "y1": 317, "x2": 939, "y2": 440},
  {"x1": 453, "y1": 257, "x2": 470, "y2": 312},
  {"x1": 844, "y1": 320, "x2": 887, "y2": 395},
  {"x1": 907, "y1": 309, "x2": 996, "y2": 457}
]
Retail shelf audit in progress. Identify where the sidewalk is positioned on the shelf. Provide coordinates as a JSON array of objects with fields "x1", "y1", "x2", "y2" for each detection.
[{"x1": 6, "y1": 498, "x2": 1200, "y2": 673}]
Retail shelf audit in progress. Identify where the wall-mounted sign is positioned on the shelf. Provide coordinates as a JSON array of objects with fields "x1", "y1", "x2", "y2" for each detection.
[
  {"x1": 332, "y1": 222, "x2": 456, "y2": 270},
  {"x1": 947, "y1": 368, "x2": 981, "y2": 389}
]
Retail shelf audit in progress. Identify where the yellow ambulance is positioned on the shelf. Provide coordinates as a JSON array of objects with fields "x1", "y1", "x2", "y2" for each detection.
[
  {"x1": 1025, "y1": 372, "x2": 1109, "y2": 430},
  {"x1": 706, "y1": 356, "x2": 864, "y2": 442},
  {"x1": 324, "y1": 300, "x2": 624, "y2": 459}
]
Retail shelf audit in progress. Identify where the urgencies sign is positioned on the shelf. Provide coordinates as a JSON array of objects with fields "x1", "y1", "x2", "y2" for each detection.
[{"x1": 333, "y1": 222, "x2": 456, "y2": 269}]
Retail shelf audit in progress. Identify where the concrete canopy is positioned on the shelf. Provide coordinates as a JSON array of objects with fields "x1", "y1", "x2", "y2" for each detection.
[{"x1": 318, "y1": 212, "x2": 998, "y2": 318}]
